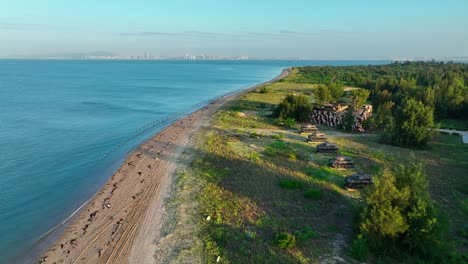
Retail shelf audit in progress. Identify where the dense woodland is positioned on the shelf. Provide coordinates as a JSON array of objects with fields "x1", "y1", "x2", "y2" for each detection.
[
  {"x1": 287, "y1": 61, "x2": 468, "y2": 119},
  {"x1": 280, "y1": 61, "x2": 468, "y2": 148}
]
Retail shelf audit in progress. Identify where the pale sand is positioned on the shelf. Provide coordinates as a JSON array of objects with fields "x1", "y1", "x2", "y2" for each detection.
[{"x1": 38, "y1": 69, "x2": 290, "y2": 264}]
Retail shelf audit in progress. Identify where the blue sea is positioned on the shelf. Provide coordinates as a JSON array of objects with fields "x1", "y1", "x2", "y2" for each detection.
[{"x1": 0, "y1": 60, "x2": 387, "y2": 262}]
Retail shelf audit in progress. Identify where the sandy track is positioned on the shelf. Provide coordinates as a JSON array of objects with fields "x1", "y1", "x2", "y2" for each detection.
[{"x1": 38, "y1": 69, "x2": 289, "y2": 264}]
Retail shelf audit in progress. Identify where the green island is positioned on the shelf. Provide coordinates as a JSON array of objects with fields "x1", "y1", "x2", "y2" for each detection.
[{"x1": 165, "y1": 61, "x2": 468, "y2": 263}]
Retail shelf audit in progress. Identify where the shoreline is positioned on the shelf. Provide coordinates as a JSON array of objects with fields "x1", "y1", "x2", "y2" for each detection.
[{"x1": 37, "y1": 68, "x2": 290, "y2": 264}]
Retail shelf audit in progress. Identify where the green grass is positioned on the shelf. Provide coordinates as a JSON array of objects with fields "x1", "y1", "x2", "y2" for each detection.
[
  {"x1": 439, "y1": 118, "x2": 468, "y2": 131},
  {"x1": 304, "y1": 188, "x2": 323, "y2": 200},
  {"x1": 174, "y1": 71, "x2": 468, "y2": 263},
  {"x1": 279, "y1": 179, "x2": 304, "y2": 189}
]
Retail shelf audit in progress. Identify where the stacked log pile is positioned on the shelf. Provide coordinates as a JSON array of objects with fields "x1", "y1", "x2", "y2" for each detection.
[
  {"x1": 311, "y1": 108, "x2": 344, "y2": 127},
  {"x1": 310, "y1": 104, "x2": 373, "y2": 132}
]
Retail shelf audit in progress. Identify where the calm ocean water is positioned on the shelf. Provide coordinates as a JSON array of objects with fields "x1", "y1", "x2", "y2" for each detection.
[{"x1": 0, "y1": 60, "x2": 387, "y2": 262}]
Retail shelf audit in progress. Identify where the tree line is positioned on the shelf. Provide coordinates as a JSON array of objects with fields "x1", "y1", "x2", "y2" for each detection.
[{"x1": 284, "y1": 61, "x2": 468, "y2": 147}]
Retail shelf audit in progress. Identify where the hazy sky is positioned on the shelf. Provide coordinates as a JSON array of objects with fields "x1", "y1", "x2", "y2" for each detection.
[{"x1": 1, "y1": 0, "x2": 467, "y2": 59}]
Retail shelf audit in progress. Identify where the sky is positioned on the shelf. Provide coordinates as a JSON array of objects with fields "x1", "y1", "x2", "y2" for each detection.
[{"x1": 1, "y1": 0, "x2": 467, "y2": 59}]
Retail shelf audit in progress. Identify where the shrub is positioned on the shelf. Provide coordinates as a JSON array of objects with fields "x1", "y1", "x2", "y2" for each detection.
[
  {"x1": 294, "y1": 227, "x2": 318, "y2": 244},
  {"x1": 358, "y1": 163, "x2": 452, "y2": 261},
  {"x1": 250, "y1": 132, "x2": 263, "y2": 139},
  {"x1": 274, "y1": 232, "x2": 296, "y2": 249},
  {"x1": 283, "y1": 117, "x2": 296, "y2": 128},
  {"x1": 304, "y1": 188, "x2": 323, "y2": 200},
  {"x1": 349, "y1": 234, "x2": 369, "y2": 261},
  {"x1": 271, "y1": 133, "x2": 285, "y2": 139},
  {"x1": 259, "y1": 87, "x2": 270, "y2": 93},
  {"x1": 392, "y1": 99, "x2": 435, "y2": 148},
  {"x1": 279, "y1": 179, "x2": 303, "y2": 189},
  {"x1": 274, "y1": 94, "x2": 312, "y2": 122}
]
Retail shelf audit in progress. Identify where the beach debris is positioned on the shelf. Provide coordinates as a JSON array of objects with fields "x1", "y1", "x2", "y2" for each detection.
[
  {"x1": 138, "y1": 171, "x2": 142, "y2": 175},
  {"x1": 39, "y1": 256, "x2": 48, "y2": 263},
  {"x1": 128, "y1": 161, "x2": 134, "y2": 166},
  {"x1": 147, "y1": 164, "x2": 152, "y2": 169},
  {"x1": 103, "y1": 199, "x2": 111, "y2": 209},
  {"x1": 206, "y1": 215, "x2": 211, "y2": 221},
  {"x1": 70, "y1": 239, "x2": 77, "y2": 246},
  {"x1": 88, "y1": 211, "x2": 98, "y2": 222},
  {"x1": 136, "y1": 153, "x2": 142, "y2": 158},
  {"x1": 216, "y1": 256, "x2": 221, "y2": 262}
]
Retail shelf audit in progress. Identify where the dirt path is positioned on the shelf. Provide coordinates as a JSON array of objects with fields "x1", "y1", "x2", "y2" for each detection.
[{"x1": 38, "y1": 69, "x2": 290, "y2": 264}]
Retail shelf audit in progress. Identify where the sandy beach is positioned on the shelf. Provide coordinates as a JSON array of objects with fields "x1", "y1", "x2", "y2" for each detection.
[{"x1": 38, "y1": 69, "x2": 289, "y2": 264}]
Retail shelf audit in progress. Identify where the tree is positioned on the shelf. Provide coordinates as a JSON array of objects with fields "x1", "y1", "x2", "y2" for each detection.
[
  {"x1": 352, "y1": 89, "x2": 371, "y2": 108},
  {"x1": 274, "y1": 94, "x2": 312, "y2": 122},
  {"x1": 360, "y1": 169, "x2": 410, "y2": 242},
  {"x1": 314, "y1": 85, "x2": 331, "y2": 105},
  {"x1": 328, "y1": 81, "x2": 345, "y2": 102},
  {"x1": 342, "y1": 104, "x2": 355, "y2": 131},
  {"x1": 357, "y1": 163, "x2": 451, "y2": 261},
  {"x1": 392, "y1": 99, "x2": 435, "y2": 148},
  {"x1": 374, "y1": 101, "x2": 395, "y2": 131}
]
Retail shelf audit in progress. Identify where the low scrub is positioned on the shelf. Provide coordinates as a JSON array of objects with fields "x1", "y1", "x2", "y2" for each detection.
[
  {"x1": 349, "y1": 234, "x2": 369, "y2": 261},
  {"x1": 294, "y1": 227, "x2": 318, "y2": 244},
  {"x1": 274, "y1": 232, "x2": 296, "y2": 249},
  {"x1": 304, "y1": 188, "x2": 323, "y2": 200},
  {"x1": 279, "y1": 179, "x2": 303, "y2": 189}
]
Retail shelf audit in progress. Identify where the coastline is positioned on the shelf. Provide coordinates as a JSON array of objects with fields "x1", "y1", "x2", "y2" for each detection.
[{"x1": 38, "y1": 68, "x2": 290, "y2": 264}]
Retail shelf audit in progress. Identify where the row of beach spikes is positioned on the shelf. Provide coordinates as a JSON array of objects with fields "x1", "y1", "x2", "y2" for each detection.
[{"x1": 99, "y1": 86, "x2": 247, "y2": 160}]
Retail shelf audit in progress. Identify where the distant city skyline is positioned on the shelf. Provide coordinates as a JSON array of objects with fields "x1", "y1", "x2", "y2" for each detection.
[{"x1": 1, "y1": 0, "x2": 468, "y2": 60}]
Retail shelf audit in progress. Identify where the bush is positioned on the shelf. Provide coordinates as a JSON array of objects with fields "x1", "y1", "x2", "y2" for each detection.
[
  {"x1": 259, "y1": 87, "x2": 270, "y2": 93},
  {"x1": 274, "y1": 94, "x2": 312, "y2": 122},
  {"x1": 274, "y1": 232, "x2": 296, "y2": 249},
  {"x1": 358, "y1": 163, "x2": 452, "y2": 261},
  {"x1": 392, "y1": 99, "x2": 435, "y2": 148},
  {"x1": 271, "y1": 133, "x2": 285, "y2": 139},
  {"x1": 283, "y1": 117, "x2": 296, "y2": 128},
  {"x1": 279, "y1": 179, "x2": 303, "y2": 189},
  {"x1": 304, "y1": 188, "x2": 323, "y2": 200},
  {"x1": 250, "y1": 132, "x2": 263, "y2": 139},
  {"x1": 294, "y1": 227, "x2": 317, "y2": 244},
  {"x1": 349, "y1": 234, "x2": 369, "y2": 261}
]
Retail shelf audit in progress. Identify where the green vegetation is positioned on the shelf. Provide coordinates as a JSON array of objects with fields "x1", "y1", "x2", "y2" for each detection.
[
  {"x1": 358, "y1": 164, "x2": 452, "y2": 262},
  {"x1": 274, "y1": 94, "x2": 312, "y2": 122},
  {"x1": 169, "y1": 64, "x2": 468, "y2": 263},
  {"x1": 274, "y1": 232, "x2": 297, "y2": 249},
  {"x1": 279, "y1": 179, "x2": 304, "y2": 189},
  {"x1": 439, "y1": 118, "x2": 468, "y2": 131},
  {"x1": 392, "y1": 98, "x2": 436, "y2": 147},
  {"x1": 293, "y1": 61, "x2": 468, "y2": 121},
  {"x1": 259, "y1": 86, "x2": 270, "y2": 94},
  {"x1": 314, "y1": 81, "x2": 345, "y2": 104},
  {"x1": 303, "y1": 188, "x2": 323, "y2": 200}
]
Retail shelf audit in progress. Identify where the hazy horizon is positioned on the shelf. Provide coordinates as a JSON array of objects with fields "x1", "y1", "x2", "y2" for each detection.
[{"x1": 1, "y1": 0, "x2": 468, "y2": 60}]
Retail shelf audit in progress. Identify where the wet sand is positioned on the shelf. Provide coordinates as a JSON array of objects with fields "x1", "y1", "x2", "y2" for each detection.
[{"x1": 38, "y1": 69, "x2": 290, "y2": 264}]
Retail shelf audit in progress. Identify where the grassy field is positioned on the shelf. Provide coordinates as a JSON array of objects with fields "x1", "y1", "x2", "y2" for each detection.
[
  {"x1": 439, "y1": 118, "x2": 468, "y2": 131},
  {"x1": 168, "y1": 78, "x2": 468, "y2": 263}
]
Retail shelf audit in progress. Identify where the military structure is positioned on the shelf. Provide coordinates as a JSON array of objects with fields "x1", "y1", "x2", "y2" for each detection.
[
  {"x1": 344, "y1": 173, "x2": 373, "y2": 189},
  {"x1": 307, "y1": 132, "x2": 327, "y2": 143},
  {"x1": 329, "y1": 156, "x2": 355, "y2": 168},
  {"x1": 300, "y1": 124, "x2": 317, "y2": 134},
  {"x1": 316, "y1": 142, "x2": 339, "y2": 153},
  {"x1": 310, "y1": 104, "x2": 373, "y2": 132}
]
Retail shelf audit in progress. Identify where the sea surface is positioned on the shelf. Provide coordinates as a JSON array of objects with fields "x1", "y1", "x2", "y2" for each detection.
[{"x1": 0, "y1": 60, "x2": 387, "y2": 262}]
